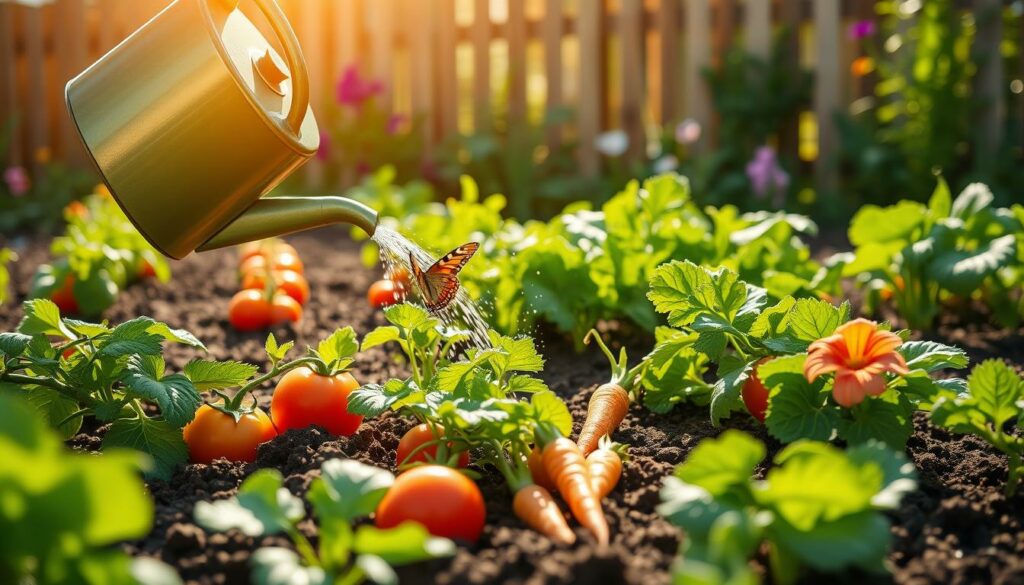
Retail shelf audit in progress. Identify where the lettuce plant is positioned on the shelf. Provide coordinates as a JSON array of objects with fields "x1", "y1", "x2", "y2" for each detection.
[
  {"x1": 931, "y1": 359, "x2": 1024, "y2": 495},
  {"x1": 645, "y1": 260, "x2": 967, "y2": 448},
  {"x1": 195, "y1": 460, "x2": 454, "y2": 585},
  {"x1": 844, "y1": 179, "x2": 1023, "y2": 329},
  {"x1": 659, "y1": 431, "x2": 917, "y2": 585}
]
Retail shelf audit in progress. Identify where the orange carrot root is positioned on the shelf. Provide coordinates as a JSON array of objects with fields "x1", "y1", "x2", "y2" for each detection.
[
  {"x1": 513, "y1": 484, "x2": 576, "y2": 545},
  {"x1": 587, "y1": 447, "x2": 623, "y2": 501},
  {"x1": 542, "y1": 437, "x2": 609, "y2": 546},
  {"x1": 528, "y1": 447, "x2": 556, "y2": 491},
  {"x1": 576, "y1": 383, "x2": 630, "y2": 457}
]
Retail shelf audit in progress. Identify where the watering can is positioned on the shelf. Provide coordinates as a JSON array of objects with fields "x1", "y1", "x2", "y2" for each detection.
[{"x1": 64, "y1": 0, "x2": 377, "y2": 260}]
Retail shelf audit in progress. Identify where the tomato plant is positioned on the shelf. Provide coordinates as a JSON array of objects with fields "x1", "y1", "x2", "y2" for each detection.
[
  {"x1": 241, "y1": 269, "x2": 310, "y2": 305},
  {"x1": 375, "y1": 465, "x2": 486, "y2": 542},
  {"x1": 228, "y1": 289, "x2": 272, "y2": 331},
  {"x1": 368, "y1": 279, "x2": 406, "y2": 308},
  {"x1": 183, "y1": 404, "x2": 277, "y2": 464},
  {"x1": 396, "y1": 423, "x2": 470, "y2": 468}
]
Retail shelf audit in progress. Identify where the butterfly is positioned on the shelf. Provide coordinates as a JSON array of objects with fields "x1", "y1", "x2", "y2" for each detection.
[{"x1": 409, "y1": 242, "x2": 479, "y2": 311}]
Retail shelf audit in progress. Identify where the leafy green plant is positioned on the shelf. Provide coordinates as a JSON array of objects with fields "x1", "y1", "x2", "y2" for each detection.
[
  {"x1": 0, "y1": 247, "x2": 14, "y2": 305},
  {"x1": 931, "y1": 359, "x2": 1024, "y2": 495},
  {"x1": 29, "y1": 190, "x2": 172, "y2": 317},
  {"x1": 659, "y1": 431, "x2": 917, "y2": 585},
  {"x1": 644, "y1": 260, "x2": 967, "y2": 448},
  {"x1": 0, "y1": 137, "x2": 95, "y2": 234},
  {"x1": 844, "y1": 179, "x2": 1024, "y2": 329},
  {"x1": 0, "y1": 393, "x2": 182, "y2": 585},
  {"x1": 195, "y1": 460, "x2": 455, "y2": 585}
]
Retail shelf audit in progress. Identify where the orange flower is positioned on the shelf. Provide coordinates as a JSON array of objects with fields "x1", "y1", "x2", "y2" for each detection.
[{"x1": 804, "y1": 318, "x2": 909, "y2": 407}]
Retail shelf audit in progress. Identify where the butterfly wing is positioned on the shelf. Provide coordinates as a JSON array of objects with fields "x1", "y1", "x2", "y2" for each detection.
[{"x1": 415, "y1": 242, "x2": 479, "y2": 311}]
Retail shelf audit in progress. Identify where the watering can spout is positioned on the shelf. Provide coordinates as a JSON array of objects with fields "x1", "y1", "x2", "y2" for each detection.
[{"x1": 197, "y1": 196, "x2": 378, "y2": 252}]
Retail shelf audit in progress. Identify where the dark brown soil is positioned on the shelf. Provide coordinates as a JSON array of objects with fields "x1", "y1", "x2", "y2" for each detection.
[{"x1": 1, "y1": 228, "x2": 1022, "y2": 585}]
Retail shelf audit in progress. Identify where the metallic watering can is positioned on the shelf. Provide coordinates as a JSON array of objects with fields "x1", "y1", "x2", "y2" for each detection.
[{"x1": 65, "y1": 0, "x2": 377, "y2": 260}]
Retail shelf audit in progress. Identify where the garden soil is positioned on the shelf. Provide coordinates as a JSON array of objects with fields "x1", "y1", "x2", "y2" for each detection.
[{"x1": 2, "y1": 229, "x2": 1022, "y2": 585}]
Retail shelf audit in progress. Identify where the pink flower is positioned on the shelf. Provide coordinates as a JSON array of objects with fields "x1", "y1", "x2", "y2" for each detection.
[
  {"x1": 675, "y1": 119, "x2": 702, "y2": 145},
  {"x1": 386, "y1": 113, "x2": 407, "y2": 135},
  {"x1": 336, "y1": 65, "x2": 383, "y2": 107},
  {"x1": 316, "y1": 131, "x2": 332, "y2": 162},
  {"x1": 4, "y1": 166, "x2": 29, "y2": 197},
  {"x1": 745, "y1": 146, "x2": 790, "y2": 206},
  {"x1": 848, "y1": 20, "x2": 876, "y2": 40}
]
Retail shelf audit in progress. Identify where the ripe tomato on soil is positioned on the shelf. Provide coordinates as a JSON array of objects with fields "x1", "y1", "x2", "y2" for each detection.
[
  {"x1": 183, "y1": 405, "x2": 278, "y2": 464},
  {"x1": 368, "y1": 279, "x2": 406, "y2": 309},
  {"x1": 238, "y1": 241, "x2": 298, "y2": 263},
  {"x1": 269, "y1": 294, "x2": 302, "y2": 325},
  {"x1": 396, "y1": 423, "x2": 470, "y2": 468},
  {"x1": 375, "y1": 465, "x2": 486, "y2": 542},
  {"x1": 270, "y1": 367, "x2": 362, "y2": 436},
  {"x1": 228, "y1": 289, "x2": 272, "y2": 331},
  {"x1": 241, "y1": 269, "x2": 310, "y2": 305},
  {"x1": 50, "y1": 275, "x2": 79, "y2": 314},
  {"x1": 741, "y1": 357, "x2": 772, "y2": 422}
]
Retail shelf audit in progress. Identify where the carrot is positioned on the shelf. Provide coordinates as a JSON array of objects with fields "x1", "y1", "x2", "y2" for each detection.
[
  {"x1": 576, "y1": 330, "x2": 646, "y2": 456},
  {"x1": 538, "y1": 426, "x2": 609, "y2": 546},
  {"x1": 528, "y1": 446, "x2": 556, "y2": 491},
  {"x1": 587, "y1": 437, "x2": 627, "y2": 500},
  {"x1": 513, "y1": 484, "x2": 576, "y2": 545}
]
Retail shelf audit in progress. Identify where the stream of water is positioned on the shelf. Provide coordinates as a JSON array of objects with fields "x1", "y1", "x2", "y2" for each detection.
[{"x1": 371, "y1": 226, "x2": 492, "y2": 349}]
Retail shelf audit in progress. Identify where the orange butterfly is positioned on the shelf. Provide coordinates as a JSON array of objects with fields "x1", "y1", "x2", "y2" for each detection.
[{"x1": 409, "y1": 242, "x2": 479, "y2": 311}]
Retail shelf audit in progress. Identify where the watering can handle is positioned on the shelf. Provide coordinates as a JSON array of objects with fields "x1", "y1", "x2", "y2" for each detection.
[{"x1": 248, "y1": 0, "x2": 309, "y2": 134}]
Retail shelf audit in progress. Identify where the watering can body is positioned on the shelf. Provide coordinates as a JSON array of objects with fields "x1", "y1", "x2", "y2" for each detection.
[{"x1": 65, "y1": 0, "x2": 376, "y2": 260}]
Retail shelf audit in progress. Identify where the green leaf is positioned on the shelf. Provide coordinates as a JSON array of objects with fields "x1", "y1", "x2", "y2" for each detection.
[
  {"x1": 123, "y1": 356, "x2": 202, "y2": 427},
  {"x1": 348, "y1": 379, "x2": 418, "y2": 417},
  {"x1": 749, "y1": 296, "x2": 795, "y2": 339},
  {"x1": 315, "y1": 327, "x2": 359, "y2": 370},
  {"x1": 0, "y1": 384, "x2": 84, "y2": 440},
  {"x1": 489, "y1": 333, "x2": 545, "y2": 372},
  {"x1": 99, "y1": 318, "x2": 164, "y2": 357},
  {"x1": 18, "y1": 298, "x2": 70, "y2": 337},
  {"x1": 353, "y1": 522, "x2": 456, "y2": 565},
  {"x1": 709, "y1": 358, "x2": 753, "y2": 425},
  {"x1": 845, "y1": 441, "x2": 918, "y2": 510},
  {"x1": 506, "y1": 374, "x2": 550, "y2": 394},
  {"x1": 927, "y1": 234, "x2": 1017, "y2": 296},
  {"x1": 837, "y1": 392, "x2": 914, "y2": 449},
  {"x1": 967, "y1": 359, "x2": 1023, "y2": 429},
  {"x1": 308, "y1": 459, "x2": 395, "y2": 522},
  {"x1": 264, "y1": 333, "x2": 294, "y2": 363},
  {"x1": 772, "y1": 512, "x2": 891, "y2": 572},
  {"x1": 0, "y1": 332, "x2": 33, "y2": 358},
  {"x1": 927, "y1": 176, "x2": 952, "y2": 219},
  {"x1": 762, "y1": 355, "x2": 838, "y2": 443},
  {"x1": 530, "y1": 391, "x2": 573, "y2": 437},
  {"x1": 648, "y1": 261, "x2": 750, "y2": 329},
  {"x1": 950, "y1": 182, "x2": 994, "y2": 220},
  {"x1": 848, "y1": 201, "x2": 925, "y2": 246},
  {"x1": 675, "y1": 430, "x2": 764, "y2": 496},
  {"x1": 250, "y1": 548, "x2": 328, "y2": 585},
  {"x1": 194, "y1": 469, "x2": 304, "y2": 536},
  {"x1": 362, "y1": 326, "x2": 401, "y2": 350},
  {"x1": 183, "y1": 360, "x2": 259, "y2": 391},
  {"x1": 383, "y1": 303, "x2": 431, "y2": 330},
  {"x1": 103, "y1": 417, "x2": 187, "y2": 481},
  {"x1": 898, "y1": 340, "x2": 968, "y2": 373},
  {"x1": 658, "y1": 477, "x2": 744, "y2": 543},
  {"x1": 784, "y1": 299, "x2": 849, "y2": 343},
  {"x1": 145, "y1": 321, "x2": 205, "y2": 349},
  {"x1": 760, "y1": 441, "x2": 882, "y2": 530}
]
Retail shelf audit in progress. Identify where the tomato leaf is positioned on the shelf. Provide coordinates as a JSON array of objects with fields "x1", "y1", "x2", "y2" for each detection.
[
  {"x1": 348, "y1": 379, "x2": 418, "y2": 417},
  {"x1": 383, "y1": 303, "x2": 431, "y2": 330},
  {"x1": 0, "y1": 332, "x2": 32, "y2": 358},
  {"x1": 264, "y1": 333, "x2": 294, "y2": 363},
  {"x1": 897, "y1": 340, "x2": 968, "y2": 373},
  {"x1": 195, "y1": 469, "x2": 304, "y2": 536},
  {"x1": 184, "y1": 360, "x2": 260, "y2": 391},
  {"x1": 848, "y1": 201, "x2": 926, "y2": 246},
  {"x1": 103, "y1": 416, "x2": 186, "y2": 481},
  {"x1": 361, "y1": 326, "x2": 401, "y2": 351},
  {"x1": 771, "y1": 512, "x2": 891, "y2": 573},
  {"x1": 314, "y1": 327, "x2": 359, "y2": 371},
  {"x1": 123, "y1": 355, "x2": 201, "y2": 427},
  {"x1": 18, "y1": 298, "x2": 70, "y2": 337},
  {"x1": 488, "y1": 332, "x2": 545, "y2": 373},
  {"x1": 1, "y1": 383, "x2": 83, "y2": 440},
  {"x1": 308, "y1": 459, "x2": 395, "y2": 522},
  {"x1": 98, "y1": 318, "x2": 165, "y2": 357}
]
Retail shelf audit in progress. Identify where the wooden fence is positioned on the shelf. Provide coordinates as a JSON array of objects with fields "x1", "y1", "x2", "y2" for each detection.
[{"x1": 0, "y1": 0, "x2": 1013, "y2": 194}]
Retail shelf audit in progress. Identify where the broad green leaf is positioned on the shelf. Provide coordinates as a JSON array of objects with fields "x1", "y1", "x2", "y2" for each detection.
[
  {"x1": 99, "y1": 318, "x2": 164, "y2": 357},
  {"x1": 506, "y1": 374, "x2": 550, "y2": 394},
  {"x1": 250, "y1": 548, "x2": 328, "y2": 585},
  {"x1": 658, "y1": 477, "x2": 744, "y2": 542},
  {"x1": 676, "y1": 430, "x2": 764, "y2": 496},
  {"x1": 927, "y1": 176, "x2": 952, "y2": 219},
  {"x1": 772, "y1": 512, "x2": 891, "y2": 572},
  {"x1": 316, "y1": 327, "x2": 359, "y2": 369},
  {"x1": 76, "y1": 449, "x2": 154, "y2": 544},
  {"x1": 348, "y1": 379, "x2": 418, "y2": 417},
  {"x1": 967, "y1": 359, "x2": 1023, "y2": 429},
  {"x1": 123, "y1": 356, "x2": 201, "y2": 427},
  {"x1": 784, "y1": 299, "x2": 849, "y2": 343},
  {"x1": 1, "y1": 384, "x2": 83, "y2": 440},
  {"x1": 183, "y1": 360, "x2": 259, "y2": 391},
  {"x1": 845, "y1": 441, "x2": 918, "y2": 510},
  {"x1": 898, "y1": 340, "x2": 968, "y2": 373},
  {"x1": 383, "y1": 303, "x2": 431, "y2": 330},
  {"x1": 353, "y1": 522, "x2": 455, "y2": 565},
  {"x1": 848, "y1": 201, "x2": 925, "y2": 246},
  {"x1": 648, "y1": 261, "x2": 749, "y2": 328},
  {"x1": 749, "y1": 296, "x2": 796, "y2": 339},
  {"x1": 0, "y1": 332, "x2": 32, "y2": 358},
  {"x1": 836, "y1": 391, "x2": 914, "y2": 449},
  {"x1": 145, "y1": 322, "x2": 205, "y2": 349},
  {"x1": 194, "y1": 470, "x2": 304, "y2": 536},
  {"x1": 103, "y1": 417, "x2": 187, "y2": 481},
  {"x1": 361, "y1": 326, "x2": 401, "y2": 350},
  {"x1": 761, "y1": 355, "x2": 837, "y2": 443},
  {"x1": 18, "y1": 298, "x2": 70, "y2": 337},
  {"x1": 760, "y1": 441, "x2": 882, "y2": 530},
  {"x1": 709, "y1": 357, "x2": 753, "y2": 425},
  {"x1": 530, "y1": 391, "x2": 573, "y2": 437},
  {"x1": 950, "y1": 182, "x2": 994, "y2": 220},
  {"x1": 928, "y1": 234, "x2": 1017, "y2": 296},
  {"x1": 308, "y1": 459, "x2": 395, "y2": 522},
  {"x1": 489, "y1": 333, "x2": 545, "y2": 372}
]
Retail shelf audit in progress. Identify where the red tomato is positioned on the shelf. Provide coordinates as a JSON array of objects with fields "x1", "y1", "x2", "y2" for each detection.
[
  {"x1": 183, "y1": 404, "x2": 278, "y2": 463},
  {"x1": 51, "y1": 275, "x2": 79, "y2": 315},
  {"x1": 241, "y1": 269, "x2": 310, "y2": 305},
  {"x1": 270, "y1": 294, "x2": 302, "y2": 325},
  {"x1": 228, "y1": 289, "x2": 272, "y2": 331},
  {"x1": 271, "y1": 367, "x2": 363, "y2": 436},
  {"x1": 386, "y1": 266, "x2": 411, "y2": 288},
  {"x1": 375, "y1": 465, "x2": 486, "y2": 542},
  {"x1": 65, "y1": 200, "x2": 89, "y2": 219},
  {"x1": 139, "y1": 259, "x2": 157, "y2": 279},
  {"x1": 742, "y1": 358, "x2": 772, "y2": 423},
  {"x1": 368, "y1": 279, "x2": 406, "y2": 309},
  {"x1": 396, "y1": 424, "x2": 470, "y2": 468}
]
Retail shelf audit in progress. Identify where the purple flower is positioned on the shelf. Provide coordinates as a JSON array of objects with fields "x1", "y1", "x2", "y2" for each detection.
[
  {"x1": 848, "y1": 20, "x2": 876, "y2": 40},
  {"x1": 746, "y1": 146, "x2": 790, "y2": 206},
  {"x1": 336, "y1": 65, "x2": 384, "y2": 107},
  {"x1": 386, "y1": 113, "x2": 407, "y2": 135},
  {"x1": 4, "y1": 166, "x2": 29, "y2": 197},
  {"x1": 316, "y1": 131, "x2": 332, "y2": 162}
]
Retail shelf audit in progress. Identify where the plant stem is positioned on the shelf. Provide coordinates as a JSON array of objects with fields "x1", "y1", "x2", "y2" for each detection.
[
  {"x1": 236, "y1": 356, "x2": 320, "y2": 397},
  {"x1": 288, "y1": 527, "x2": 322, "y2": 568},
  {"x1": 0, "y1": 372, "x2": 97, "y2": 406}
]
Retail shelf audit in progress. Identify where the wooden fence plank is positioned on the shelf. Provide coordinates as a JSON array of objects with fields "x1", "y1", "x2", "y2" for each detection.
[
  {"x1": 543, "y1": 0, "x2": 562, "y2": 146},
  {"x1": 472, "y1": 0, "x2": 491, "y2": 131},
  {"x1": 55, "y1": 0, "x2": 88, "y2": 163},
  {"x1": 973, "y1": 0, "x2": 1004, "y2": 170},
  {"x1": 0, "y1": 2, "x2": 18, "y2": 165},
  {"x1": 658, "y1": 0, "x2": 681, "y2": 125},
  {"x1": 777, "y1": 0, "x2": 802, "y2": 163},
  {"x1": 24, "y1": 5, "x2": 48, "y2": 173},
  {"x1": 408, "y1": 0, "x2": 435, "y2": 146},
  {"x1": 369, "y1": 0, "x2": 395, "y2": 111},
  {"x1": 437, "y1": 0, "x2": 458, "y2": 138},
  {"x1": 813, "y1": 0, "x2": 840, "y2": 191},
  {"x1": 685, "y1": 0, "x2": 712, "y2": 153},
  {"x1": 714, "y1": 0, "x2": 735, "y2": 66},
  {"x1": 507, "y1": 0, "x2": 527, "y2": 127},
  {"x1": 745, "y1": 0, "x2": 771, "y2": 59},
  {"x1": 576, "y1": 0, "x2": 601, "y2": 177},
  {"x1": 620, "y1": 0, "x2": 644, "y2": 161}
]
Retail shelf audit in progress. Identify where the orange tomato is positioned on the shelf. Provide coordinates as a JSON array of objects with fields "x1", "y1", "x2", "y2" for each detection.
[
  {"x1": 270, "y1": 367, "x2": 363, "y2": 436},
  {"x1": 269, "y1": 294, "x2": 302, "y2": 325},
  {"x1": 241, "y1": 269, "x2": 310, "y2": 305},
  {"x1": 228, "y1": 289, "x2": 272, "y2": 331},
  {"x1": 368, "y1": 279, "x2": 406, "y2": 309},
  {"x1": 375, "y1": 465, "x2": 486, "y2": 542},
  {"x1": 183, "y1": 404, "x2": 278, "y2": 464},
  {"x1": 396, "y1": 424, "x2": 470, "y2": 468}
]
